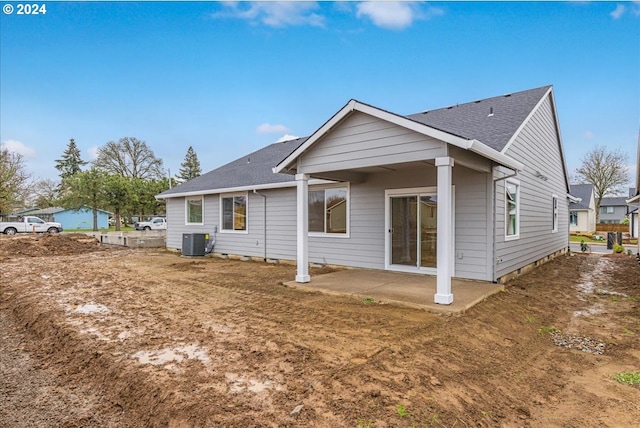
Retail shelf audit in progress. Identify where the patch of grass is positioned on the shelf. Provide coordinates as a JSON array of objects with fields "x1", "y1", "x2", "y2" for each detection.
[
  {"x1": 614, "y1": 371, "x2": 640, "y2": 386},
  {"x1": 623, "y1": 329, "x2": 634, "y2": 336},
  {"x1": 363, "y1": 296, "x2": 376, "y2": 304},
  {"x1": 537, "y1": 325, "x2": 560, "y2": 335},
  {"x1": 525, "y1": 315, "x2": 536, "y2": 323},
  {"x1": 396, "y1": 404, "x2": 409, "y2": 417},
  {"x1": 425, "y1": 414, "x2": 440, "y2": 425},
  {"x1": 357, "y1": 417, "x2": 374, "y2": 427},
  {"x1": 609, "y1": 295, "x2": 620, "y2": 302}
]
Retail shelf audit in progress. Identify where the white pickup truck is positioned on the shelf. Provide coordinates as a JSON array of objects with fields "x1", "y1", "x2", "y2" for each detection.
[
  {"x1": 134, "y1": 217, "x2": 167, "y2": 231},
  {"x1": 0, "y1": 216, "x2": 63, "y2": 235}
]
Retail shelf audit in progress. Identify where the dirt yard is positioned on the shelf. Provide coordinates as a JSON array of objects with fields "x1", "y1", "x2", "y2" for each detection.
[{"x1": 1, "y1": 234, "x2": 639, "y2": 427}]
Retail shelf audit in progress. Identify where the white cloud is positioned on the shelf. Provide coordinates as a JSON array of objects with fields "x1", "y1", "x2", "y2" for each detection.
[
  {"x1": 356, "y1": 1, "x2": 443, "y2": 30},
  {"x1": 585, "y1": 131, "x2": 595, "y2": 139},
  {"x1": 216, "y1": 2, "x2": 325, "y2": 28},
  {"x1": 257, "y1": 123, "x2": 290, "y2": 134},
  {"x1": 610, "y1": 4, "x2": 626, "y2": 19},
  {"x1": 87, "y1": 145, "x2": 99, "y2": 161},
  {"x1": 275, "y1": 134, "x2": 300, "y2": 143},
  {"x1": 1, "y1": 139, "x2": 36, "y2": 158}
]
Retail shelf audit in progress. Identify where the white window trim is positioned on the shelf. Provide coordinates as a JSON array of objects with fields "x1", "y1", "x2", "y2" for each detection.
[
  {"x1": 384, "y1": 186, "x2": 455, "y2": 275},
  {"x1": 505, "y1": 179, "x2": 520, "y2": 241},
  {"x1": 185, "y1": 195, "x2": 204, "y2": 225},
  {"x1": 569, "y1": 211, "x2": 578, "y2": 226},
  {"x1": 219, "y1": 191, "x2": 249, "y2": 234},
  {"x1": 308, "y1": 183, "x2": 350, "y2": 238},
  {"x1": 552, "y1": 194, "x2": 559, "y2": 233}
]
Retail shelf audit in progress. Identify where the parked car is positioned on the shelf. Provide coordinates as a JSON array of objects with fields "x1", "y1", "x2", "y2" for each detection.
[
  {"x1": 0, "y1": 216, "x2": 63, "y2": 235},
  {"x1": 108, "y1": 216, "x2": 125, "y2": 226},
  {"x1": 134, "y1": 217, "x2": 167, "y2": 231}
]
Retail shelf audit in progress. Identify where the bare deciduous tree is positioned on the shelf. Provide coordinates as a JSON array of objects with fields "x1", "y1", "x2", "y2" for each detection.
[
  {"x1": 94, "y1": 137, "x2": 164, "y2": 180},
  {"x1": 575, "y1": 146, "x2": 629, "y2": 222},
  {"x1": 0, "y1": 147, "x2": 32, "y2": 213},
  {"x1": 29, "y1": 178, "x2": 60, "y2": 208}
]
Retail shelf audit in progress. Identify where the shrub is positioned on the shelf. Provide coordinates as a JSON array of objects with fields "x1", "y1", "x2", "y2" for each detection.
[{"x1": 613, "y1": 244, "x2": 625, "y2": 254}]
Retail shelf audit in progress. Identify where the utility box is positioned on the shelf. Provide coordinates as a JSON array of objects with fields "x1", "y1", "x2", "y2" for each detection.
[{"x1": 182, "y1": 233, "x2": 207, "y2": 256}]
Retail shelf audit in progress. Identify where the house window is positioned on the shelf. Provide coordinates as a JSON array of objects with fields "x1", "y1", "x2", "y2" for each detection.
[
  {"x1": 569, "y1": 212, "x2": 578, "y2": 226},
  {"x1": 309, "y1": 186, "x2": 348, "y2": 234},
  {"x1": 221, "y1": 193, "x2": 247, "y2": 231},
  {"x1": 186, "y1": 196, "x2": 203, "y2": 224},
  {"x1": 552, "y1": 195, "x2": 558, "y2": 233},
  {"x1": 505, "y1": 180, "x2": 519, "y2": 239},
  {"x1": 602, "y1": 206, "x2": 614, "y2": 214}
]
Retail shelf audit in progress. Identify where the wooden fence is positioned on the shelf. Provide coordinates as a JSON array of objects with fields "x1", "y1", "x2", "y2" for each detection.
[{"x1": 596, "y1": 223, "x2": 629, "y2": 233}]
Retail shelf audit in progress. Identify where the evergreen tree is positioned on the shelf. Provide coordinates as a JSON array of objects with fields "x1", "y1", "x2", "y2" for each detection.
[
  {"x1": 176, "y1": 146, "x2": 202, "y2": 183},
  {"x1": 103, "y1": 174, "x2": 134, "y2": 232},
  {"x1": 59, "y1": 168, "x2": 107, "y2": 231},
  {"x1": 55, "y1": 138, "x2": 87, "y2": 181}
]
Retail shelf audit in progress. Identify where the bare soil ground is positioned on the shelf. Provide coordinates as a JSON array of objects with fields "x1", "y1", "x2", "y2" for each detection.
[{"x1": 1, "y1": 234, "x2": 639, "y2": 428}]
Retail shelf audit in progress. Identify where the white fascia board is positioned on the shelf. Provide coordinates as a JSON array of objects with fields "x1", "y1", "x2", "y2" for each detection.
[
  {"x1": 627, "y1": 194, "x2": 640, "y2": 204},
  {"x1": 468, "y1": 139, "x2": 524, "y2": 172},
  {"x1": 273, "y1": 100, "x2": 472, "y2": 174},
  {"x1": 155, "y1": 179, "x2": 332, "y2": 200},
  {"x1": 568, "y1": 194, "x2": 582, "y2": 204},
  {"x1": 501, "y1": 86, "x2": 553, "y2": 154},
  {"x1": 274, "y1": 100, "x2": 358, "y2": 174},
  {"x1": 354, "y1": 102, "x2": 471, "y2": 149}
]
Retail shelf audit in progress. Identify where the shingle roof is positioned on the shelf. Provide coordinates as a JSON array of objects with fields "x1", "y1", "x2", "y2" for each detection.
[
  {"x1": 406, "y1": 86, "x2": 551, "y2": 151},
  {"x1": 601, "y1": 196, "x2": 631, "y2": 207},
  {"x1": 159, "y1": 86, "x2": 553, "y2": 197},
  {"x1": 569, "y1": 184, "x2": 593, "y2": 210},
  {"x1": 158, "y1": 137, "x2": 307, "y2": 197}
]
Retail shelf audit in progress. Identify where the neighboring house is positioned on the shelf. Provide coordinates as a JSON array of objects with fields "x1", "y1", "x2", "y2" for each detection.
[
  {"x1": 569, "y1": 184, "x2": 596, "y2": 233},
  {"x1": 599, "y1": 196, "x2": 631, "y2": 224},
  {"x1": 28, "y1": 206, "x2": 110, "y2": 230},
  {"x1": 158, "y1": 85, "x2": 573, "y2": 305},
  {"x1": 630, "y1": 206, "x2": 638, "y2": 239},
  {"x1": 628, "y1": 133, "x2": 640, "y2": 249},
  {"x1": 628, "y1": 187, "x2": 638, "y2": 239}
]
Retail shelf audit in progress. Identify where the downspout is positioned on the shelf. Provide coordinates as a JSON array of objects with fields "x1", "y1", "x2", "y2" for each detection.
[
  {"x1": 492, "y1": 165, "x2": 519, "y2": 283},
  {"x1": 253, "y1": 190, "x2": 267, "y2": 262}
]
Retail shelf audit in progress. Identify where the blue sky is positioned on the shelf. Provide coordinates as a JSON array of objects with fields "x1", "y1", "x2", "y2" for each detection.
[{"x1": 1, "y1": 1, "x2": 639, "y2": 190}]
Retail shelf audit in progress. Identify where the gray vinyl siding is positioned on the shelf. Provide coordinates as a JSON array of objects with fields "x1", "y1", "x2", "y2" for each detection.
[
  {"x1": 598, "y1": 205, "x2": 628, "y2": 224},
  {"x1": 495, "y1": 95, "x2": 569, "y2": 279},
  {"x1": 298, "y1": 111, "x2": 447, "y2": 173},
  {"x1": 453, "y1": 170, "x2": 492, "y2": 280},
  {"x1": 165, "y1": 188, "x2": 298, "y2": 261},
  {"x1": 307, "y1": 164, "x2": 491, "y2": 281},
  {"x1": 166, "y1": 163, "x2": 493, "y2": 281}
]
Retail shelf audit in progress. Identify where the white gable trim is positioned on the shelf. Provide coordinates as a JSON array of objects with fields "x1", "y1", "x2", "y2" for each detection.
[
  {"x1": 500, "y1": 87, "x2": 553, "y2": 155},
  {"x1": 500, "y1": 87, "x2": 571, "y2": 191},
  {"x1": 274, "y1": 99, "x2": 523, "y2": 174},
  {"x1": 274, "y1": 100, "x2": 471, "y2": 174}
]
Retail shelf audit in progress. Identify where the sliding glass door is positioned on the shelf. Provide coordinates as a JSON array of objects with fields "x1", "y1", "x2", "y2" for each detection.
[{"x1": 389, "y1": 191, "x2": 438, "y2": 270}]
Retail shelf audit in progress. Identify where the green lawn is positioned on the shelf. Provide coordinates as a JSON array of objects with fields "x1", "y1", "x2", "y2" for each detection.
[
  {"x1": 569, "y1": 235, "x2": 638, "y2": 245},
  {"x1": 570, "y1": 235, "x2": 601, "y2": 243}
]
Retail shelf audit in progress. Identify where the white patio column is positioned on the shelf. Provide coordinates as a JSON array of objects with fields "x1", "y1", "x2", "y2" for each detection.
[
  {"x1": 295, "y1": 173, "x2": 310, "y2": 283},
  {"x1": 435, "y1": 157, "x2": 454, "y2": 304}
]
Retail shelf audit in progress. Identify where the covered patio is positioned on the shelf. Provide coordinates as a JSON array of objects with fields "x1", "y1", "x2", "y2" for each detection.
[{"x1": 285, "y1": 268, "x2": 504, "y2": 315}]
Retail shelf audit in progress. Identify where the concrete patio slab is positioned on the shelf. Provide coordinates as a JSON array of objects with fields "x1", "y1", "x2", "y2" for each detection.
[{"x1": 285, "y1": 269, "x2": 504, "y2": 315}]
